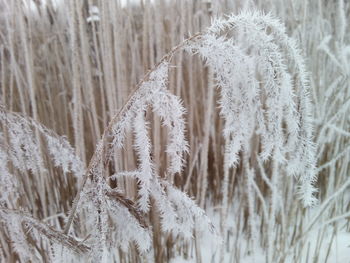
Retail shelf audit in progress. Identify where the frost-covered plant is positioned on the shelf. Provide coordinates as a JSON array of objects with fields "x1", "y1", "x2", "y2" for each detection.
[
  {"x1": 185, "y1": 11, "x2": 317, "y2": 207},
  {"x1": 183, "y1": 11, "x2": 317, "y2": 261},
  {"x1": 0, "y1": 61, "x2": 216, "y2": 260},
  {"x1": 0, "y1": 208, "x2": 89, "y2": 262},
  {"x1": 0, "y1": 8, "x2": 317, "y2": 263},
  {"x1": 64, "y1": 61, "x2": 215, "y2": 260},
  {"x1": 0, "y1": 107, "x2": 87, "y2": 259},
  {"x1": 0, "y1": 108, "x2": 85, "y2": 179},
  {"x1": 0, "y1": 147, "x2": 18, "y2": 205}
]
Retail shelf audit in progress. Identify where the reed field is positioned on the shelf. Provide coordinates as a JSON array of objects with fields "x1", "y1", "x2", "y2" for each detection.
[{"x1": 0, "y1": 0, "x2": 349, "y2": 262}]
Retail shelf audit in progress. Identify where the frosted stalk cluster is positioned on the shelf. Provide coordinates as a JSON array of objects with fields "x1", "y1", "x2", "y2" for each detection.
[
  {"x1": 75, "y1": 62, "x2": 214, "y2": 259},
  {"x1": 186, "y1": 11, "x2": 317, "y2": 206}
]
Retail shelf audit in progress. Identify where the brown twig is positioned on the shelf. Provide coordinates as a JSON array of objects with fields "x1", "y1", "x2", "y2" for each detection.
[
  {"x1": 106, "y1": 190, "x2": 148, "y2": 229},
  {"x1": 0, "y1": 208, "x2": 90, "y2": 254}
]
